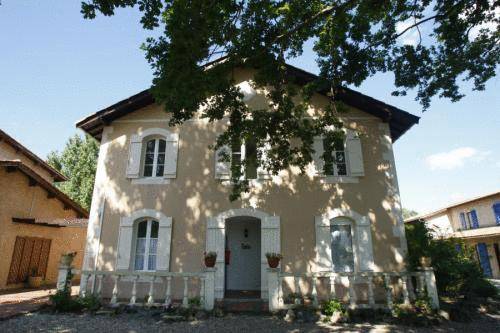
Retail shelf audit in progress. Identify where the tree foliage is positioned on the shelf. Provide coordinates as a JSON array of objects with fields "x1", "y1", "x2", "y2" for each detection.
[
  {"x1": 47, "y1": 134, "x2": 99, "y2": 210},
  {"x1": 402, "y1": 208, "x2": 419, "y2": 220},
  {"x1": 81, "y1": 0, "x2": 499, "y2": 199}
]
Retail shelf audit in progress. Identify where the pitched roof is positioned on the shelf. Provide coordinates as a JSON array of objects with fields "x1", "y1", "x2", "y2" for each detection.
[
  {"x1": 12, "y1": 217, "x2": 88, "y2": 228},
  {"x1": 0, "y1": 129, "x2": 67, "y2": 182},
  {"x1": 404, "y1": 190, "x2": 500, "y2": 223},
  {"x1": 0, "y1": 160, "x2": 89, "y2": 218},
  {"x1": 76, "y1": 62, "x2": 419, "y2": 141}
]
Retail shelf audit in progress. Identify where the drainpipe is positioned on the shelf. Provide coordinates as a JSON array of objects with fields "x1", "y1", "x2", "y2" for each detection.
[{"x1": 91, "y1": 198, "x2": 106, "y2": 293}]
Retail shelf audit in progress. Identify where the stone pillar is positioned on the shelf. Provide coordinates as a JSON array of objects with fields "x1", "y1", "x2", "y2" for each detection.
[
  {"x1": 204, "y1": 268, "x2": 216, "y2": 310},
  {"x1": 57, "y1": 263, "x2": 72, "y2": 291},
  {"x1": 267, "y1": 268, "x2": 280, "y2": 312},
  {"x1": 422, "y1": 267, "x2": 439, "y2": 309}
]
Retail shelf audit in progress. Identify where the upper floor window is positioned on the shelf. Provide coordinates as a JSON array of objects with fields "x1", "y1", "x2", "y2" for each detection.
[
  {"x1": 323, "y1": 139, "x2": 348, "y2": 176},
  {"x1": 134, "y1": 219, "x2": 159, "y2": 271},
  {"x1": 231, "y1": 139, "x2": 258, "y2": 180},
  {"x1": 459, "y1": 209, "x2": 479, "y2": 230},
  {"x1": 493, "y1": 203, "x2": 500, "y2": 225},
  {"x1": 143, "y1": 138, "x2": 166, "y2": 178}
]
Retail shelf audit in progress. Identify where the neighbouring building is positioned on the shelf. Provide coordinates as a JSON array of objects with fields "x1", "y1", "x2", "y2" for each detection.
[
  {"x1": 76, "y1": 62, "x2": 425, "y2": 310},
  {"x1": 405, "y1": 191, "x2": 500, "y2": 279},
  {"x1": 0, "y1": 129, "x2": 88, "y2": 290}
]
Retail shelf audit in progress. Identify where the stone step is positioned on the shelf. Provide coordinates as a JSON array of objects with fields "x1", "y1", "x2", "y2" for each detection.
[{"x1": 216, "y1": 299, "x2": 269, "y2": 313}]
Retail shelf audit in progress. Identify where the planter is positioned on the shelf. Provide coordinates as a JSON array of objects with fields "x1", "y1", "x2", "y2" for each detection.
[
  {"x1": 267, "y1": 257, "x2": 280, "y2": 268},
  {"x1": 420, "y1": 256, "x2": 432, "y2": 268},
  {"x1": 61, "y1": 255, "x2": 74, "y2": 266},
  {"x1": 28, "y1": 276, "x2": 42, "y2": 288},
  {"x1": 204, "y1": 257, "x2": 216, "y2": 268}
]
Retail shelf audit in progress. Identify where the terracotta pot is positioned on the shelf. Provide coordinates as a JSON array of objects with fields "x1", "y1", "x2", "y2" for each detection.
[
  {"x1": 267, "y1": 257, "x2": 280, "y2": 268},
  {"x1": 28, "y1": 276, "x2": 42, "y2": 288},
  {"x1": 205, "y1": 256, "x2": 216, "y2": 268}
]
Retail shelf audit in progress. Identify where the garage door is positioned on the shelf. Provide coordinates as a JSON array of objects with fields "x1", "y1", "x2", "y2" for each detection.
[{"x1": 7, "y1": 236, "x2": 51, "y2": 284}]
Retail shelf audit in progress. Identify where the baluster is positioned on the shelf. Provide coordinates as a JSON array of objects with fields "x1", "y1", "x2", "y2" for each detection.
[
  {"x1": 401, "y1": 275, "x2": 410, "y2": 305},
  {"x1": 329, "y1": 274, "x2": 336, "y2": 298},
  {"x1": 278, "y1": 276, "x2": 284, "y2": 307},
  {"x1": 384, "y1": 274, "x2": 393, "y2": 309},
  {"x1": 311, "y1": 275, "x2": 318, "y2": 307},
  {"x1": 200, "y1": 276, "x2": 205, "y2": 308},
  {"x1": 348, "y1": 275, "x2": 356, "y2": 309},
  {"x1": 417, "y1": 273, "x2": 425, "y2": 297},
  {"x1": 294, "y1": 276, "x2": 301, "y2": 305},
  {"x1": 80, "y1": 273, "x2": 89, "y2": 297},
  {"x1": 110, "y1": 275, "x2": 120, "y2": 304},
  {"x1": 164, "y1": 276, "x2": 172, "y2": 307},
  {"x1": 96, "y1": 274, "x2": 103, "y2": 298},
  {"x1": 182, "y1": 277, "x2": 189, "y2": 308},
  {"x1": 407, "y1": 275, "x2": 416, "y2": 301},
  {"x1": 147, "y1": 276, "x2": 155, "y2": 305},
  {"x1": 129, "y1": 275, "x2": 138, "y2": 305},
  {"x1": 367, "y1": 274, "x2": 375, "y2": 308}
]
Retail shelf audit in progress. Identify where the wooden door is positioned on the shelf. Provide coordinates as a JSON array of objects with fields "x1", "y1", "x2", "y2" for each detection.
[{"x1": 7, "y1": 236, "x2": 51, "y2": 284}]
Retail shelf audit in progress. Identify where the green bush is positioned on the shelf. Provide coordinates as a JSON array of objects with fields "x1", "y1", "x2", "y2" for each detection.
[
  {"x1": 78, "y1": 294, "x2": 102, "y2": 312},
  {"x1": 405, "y1": 222, "x2": 497, "y2": 298},
  {"x1": 49, "y1": 290, "x2": 82, "y2": 312},
  {"x1": 188, "y1": 296, "x2": 201, "y2": 308},
  {"x1": 322, "y1": 298, "x2": 345, "y2": 316}
]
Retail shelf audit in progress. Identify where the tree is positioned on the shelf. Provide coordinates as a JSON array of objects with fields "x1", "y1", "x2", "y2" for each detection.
[
  {"x1": 402, "y1": 208, "x2": 419, "y2": 220},
  {"x1": 81, "y1": 0, "x2": 499, "y2": 199},
  {"x1": 47, "y1": 134, "x2": 99, "y2": 210}
]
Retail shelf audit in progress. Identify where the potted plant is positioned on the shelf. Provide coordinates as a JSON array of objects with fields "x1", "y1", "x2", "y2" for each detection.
[
  {"x1": 28, "y1": 268, "x2": 42, "y2": 288},
  {"x1": 265, "y1": 253, "x2": 283, "y2": 268},
  {"x1": 61, "y1": 251, "x2": 77, "y2": 266},
  {"x1": 204, "y1": 252, "x2": 217, "y2": 268}
]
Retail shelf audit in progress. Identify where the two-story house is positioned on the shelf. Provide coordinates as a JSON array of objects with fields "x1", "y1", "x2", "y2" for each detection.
[
  {"x1": 76, "y1": 63, "x2": 423, "y2": 310},
  {"x1": 405, "y1": 191, "x2": 500, "y2": 279}
]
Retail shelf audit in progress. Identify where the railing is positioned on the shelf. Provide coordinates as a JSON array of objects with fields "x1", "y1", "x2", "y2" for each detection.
[
  {"x1": 267, "y1": 268, "x2": 439, "y2": 312},
  {"x1": 57, "y1": 264, "x2": 216, "y2": 310}
]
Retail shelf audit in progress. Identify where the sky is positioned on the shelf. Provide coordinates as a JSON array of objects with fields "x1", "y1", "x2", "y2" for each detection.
[{"x1": 1, "y1": 1, "x2": 499, "y2": 214}]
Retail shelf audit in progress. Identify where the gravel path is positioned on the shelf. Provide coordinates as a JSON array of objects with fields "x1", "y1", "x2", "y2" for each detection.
[{"x1": 0, "y1": 312, "x2": 499, "y2": 333}]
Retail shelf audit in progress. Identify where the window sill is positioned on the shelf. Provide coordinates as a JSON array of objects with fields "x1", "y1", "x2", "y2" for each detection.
[
  {"x1": 319, "y1": 176, "x2": 359, "y2": 184},
  {"x1": 219, "y1": 178, "x2": 270, "y2": 186},
  {"x1": 131, "y1": 177, "x2": 171, "y2": 185}
]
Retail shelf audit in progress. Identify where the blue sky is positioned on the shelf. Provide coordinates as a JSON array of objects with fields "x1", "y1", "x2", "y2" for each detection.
[{"x1": 1, "y1": 1, "x2": 499, "y2": 213}]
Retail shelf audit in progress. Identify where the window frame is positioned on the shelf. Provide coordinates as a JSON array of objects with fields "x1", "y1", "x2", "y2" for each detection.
[
  {"x1": 142, "y1": 137, "x2": 166, "y2": 178},
  {"x1": 330, "y1": 217, "x2": 356, "y2": 273},
  {"x1": 230, "y1": 139, "x2": 258, "y2": 181},
  {"x1": 133, "y1": 219, "x2": 159, "y2": 272},
  {"x1": 323, "y1": 138, "x2": 349, "y2": 177}
]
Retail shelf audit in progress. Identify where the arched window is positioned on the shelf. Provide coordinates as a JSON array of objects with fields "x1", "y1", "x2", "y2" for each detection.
[
  {"x1": 143, "y1": 138, "x2": 166, "y2": 177},
  {"x1": 330, "y1": 217, "x2": 355, "y2": 272},
  {"x1": 134, "y1": 219, "x2": 159, "y2": 271}
]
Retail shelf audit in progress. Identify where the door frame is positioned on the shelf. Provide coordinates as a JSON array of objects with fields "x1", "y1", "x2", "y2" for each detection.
[{"x1": 206, "y1": 208, "x2": 280, "y2": 300}]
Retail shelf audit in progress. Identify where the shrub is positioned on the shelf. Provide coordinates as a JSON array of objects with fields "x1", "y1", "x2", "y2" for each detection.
[
  {"x1": 322, "y1": 298, "x2": 345, "y2": 316},
  {"x1": 405, "y1": 222, "x2": 496, "y2": 298},
  {"x1": 78, "y1": 294, "x2": 102, "y2": 312},
  {"x1": 49, "y1": 290, "x2": 82, "y2": 312},
  {"x1": 188, "y1": 296, "x2": 201, "y2": 308}
]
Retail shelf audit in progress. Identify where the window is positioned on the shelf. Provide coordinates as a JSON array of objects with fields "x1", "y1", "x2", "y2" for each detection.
[
  {"x1": 143, "y1": 138, "x2": 166, "y2": 177},
  {"x1": 231, "y1": 139, "x2": 258, "y2": 180},
  {"x1": 493, "y1": 203, "x2": 500, "y2": 225},
  {"x1": 330, "y1": 219, "x2": 354, "y2": 273},
  {"x1": 323, "y1": 139, "x2": 348, "y2": 176},
  {"x1": 459, "y1": 210, "x2": 479, "y2": 230},
  {"x1": 134, "y1": 219, "x2": 159, "y2": 271}
]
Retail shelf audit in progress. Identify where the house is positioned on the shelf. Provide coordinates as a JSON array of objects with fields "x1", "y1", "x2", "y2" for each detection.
[
  {"x1": 405, "y1": 191, "x2": 500, "y2": 279},
  {"x1": 0, "y1": 129, "x2": 88, "y2": 290},
  {"x1": 76, "y1": 63, "x2": 429, "y2": 310}
]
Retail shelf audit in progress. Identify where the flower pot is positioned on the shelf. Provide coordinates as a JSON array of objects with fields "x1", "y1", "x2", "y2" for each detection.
[
  {"x1": 61, "y1": 255, "x2": 74, "y2": 266},
  {"x1": 267, "y1": 257, "x2": 280, "y2": 268},
  {"x1": 204, "y1": 257, "x2": 216, "y2": 268},
  {"x1": 420, "y1": 256, "x2": 432, "y2": 268},
  {"x1": 28, "y1": 276, "x2": 42, "y2": 288}
]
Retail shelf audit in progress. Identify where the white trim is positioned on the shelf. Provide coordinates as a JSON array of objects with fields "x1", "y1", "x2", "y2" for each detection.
[
  {"x1": 131, "y1": 177, "x2": 171, "y2": 185},
  {"x1": 321, "y1": 176, "x2": 359, "y2": 184},
  {"x1": 136, "y1": 128, "x2": 178, "y2": 142}
]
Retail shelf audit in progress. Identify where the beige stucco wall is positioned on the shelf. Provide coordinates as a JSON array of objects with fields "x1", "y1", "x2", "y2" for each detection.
[
  {"x1": 0, "y1": 140, "x2": 55, "y2": 183},
  {"x1": 87, "y1": 68, "x2": 408, "y2": 291},
  {"x1": 448, "y1": 194, "x2": 500, "y2": 231},
  {"x1": 0, "y1": 168, "x2": 87, "y2": 290}
]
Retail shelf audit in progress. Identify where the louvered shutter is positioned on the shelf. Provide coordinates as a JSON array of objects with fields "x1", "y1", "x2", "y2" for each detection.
[
  {"x1": 356, "y1": 218, "x2": 374, "y2": 271},
  {"x1": 493, "y1": 203, "x2": 500, "y2": 225},
  {"x1": 163, "y1": 136, "x2": 179, "y2": 179},
  {"x1": 476, "y1": 243, "x2": 493, "y2": 277},
  {"x1": 313, "y1": 137, "x2": 325, "y2": 177},
  {"x1": 116, "y1": 217, "x2": 133, "y2": 270},
  {"x1": 346, "y1": 129, "x2": 364, "y2": 176},
  {"x1": 315, "y1": 216, "x2": 332, "y2": 271},
  {"x1": 470, "y1": 210, "x2": 479, "y2": 229},
  {"x1": 126, "y1": 134, "x2": 142, "y2": 178},
  {"x1": 459, "y1": 212, "x2": 467, "y2": 230},
  {"x1": 156, "y1": 217, "x2": 173, "y2": 271},
  {"x1": 215, "y1": 145, "x2": 231, "y2": 179}
]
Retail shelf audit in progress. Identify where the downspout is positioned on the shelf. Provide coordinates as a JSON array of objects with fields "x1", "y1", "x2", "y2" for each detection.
[{"x1": 91, "y1": 198, "x2": 105, "y2": 293}]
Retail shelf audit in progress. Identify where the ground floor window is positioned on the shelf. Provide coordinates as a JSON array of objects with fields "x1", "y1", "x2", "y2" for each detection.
[
  {"x1": 330, "y1": 218, "x2": 354, "y2": 273},
  {"x1": 134, "y1": 219, "x2": 159, "y2": 271}
]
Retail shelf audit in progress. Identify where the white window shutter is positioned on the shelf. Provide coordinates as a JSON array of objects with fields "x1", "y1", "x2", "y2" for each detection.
[
  {"x1": 313, "y1": 136, "x2": 325, "y2": 177},
  {"x1": 356, "y1": 217, "x2": 374, "y2": 271},
  {"x1": 156, "y1": 217, "x2": 173, "y2": 271},
  {"x1": 315, "y1": 216, "x2": 333, "y2": 271},
  {"x1": 163, "y1": 136, "x2": 179, "y2": 179},
  {"x1": 346, "y1": 129, "x2": 364, "y2": 176},
  {"x1": 257, "y1": 141, "x2": 271, "y2": 180},
  {"x1": 126, "y1": 135, "x2": 142, "y2": 178},
  {"x1": 215, "y1": 145, "x2": 231, "y2": 179},
  {"x1": 116, "y1": 217, "x2": 133, "y2": 270}
]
